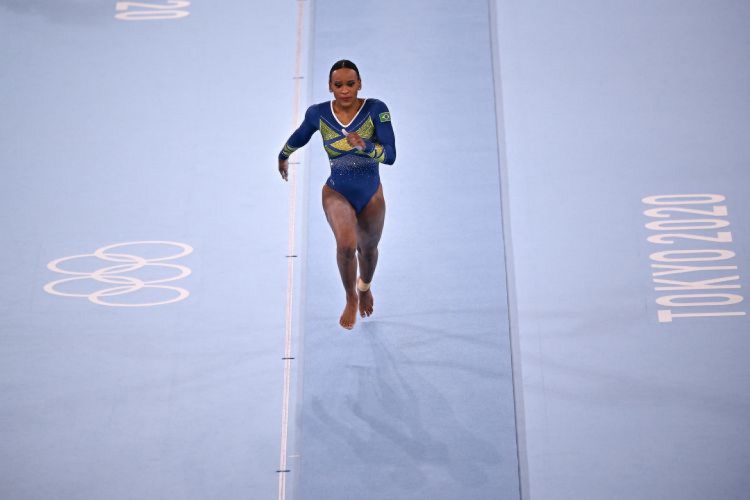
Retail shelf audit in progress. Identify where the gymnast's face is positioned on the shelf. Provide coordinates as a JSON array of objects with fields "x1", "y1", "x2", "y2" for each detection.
[{"x1": 329, "y1": 68, "x2": 361, "y2": 109}]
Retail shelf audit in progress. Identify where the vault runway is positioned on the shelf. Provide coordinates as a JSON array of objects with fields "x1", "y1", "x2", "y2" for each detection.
[{"x1": 1, "y1": 1, "x2": 749, "y2": 499}]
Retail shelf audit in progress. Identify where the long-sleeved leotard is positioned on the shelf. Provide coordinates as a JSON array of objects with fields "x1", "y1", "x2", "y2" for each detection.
[{"x1": 279, "y1": 98, "x2": 396, "y2": 213}]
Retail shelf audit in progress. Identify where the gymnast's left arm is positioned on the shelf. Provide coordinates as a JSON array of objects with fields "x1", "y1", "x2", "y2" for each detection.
[{"x1": 361, "y1": 101, "x2": 396, "y2": 165}]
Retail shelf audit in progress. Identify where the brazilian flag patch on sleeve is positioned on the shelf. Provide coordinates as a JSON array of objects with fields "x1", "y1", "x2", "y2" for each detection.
[{"x1": 379, "y1": 112, "x2": 391, "y2": 123}]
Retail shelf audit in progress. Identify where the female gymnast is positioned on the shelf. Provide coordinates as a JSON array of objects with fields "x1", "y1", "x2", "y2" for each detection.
[{"x1": 278, "y1": 59, "x2": 396, "y2": 330}]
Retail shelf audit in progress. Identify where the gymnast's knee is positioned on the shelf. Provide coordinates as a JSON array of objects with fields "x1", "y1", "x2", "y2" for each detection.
[
  {"x1": 337, "y1": 243, "x2": 357, "y2": 260},
  {"x1": 357, "y1": 245, "x2": 378, "y2": 260}
]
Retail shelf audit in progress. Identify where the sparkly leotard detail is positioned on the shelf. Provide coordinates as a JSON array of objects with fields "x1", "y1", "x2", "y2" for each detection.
[{"x1": 279, "y1": 99, "x2": 396, "y2": 213}]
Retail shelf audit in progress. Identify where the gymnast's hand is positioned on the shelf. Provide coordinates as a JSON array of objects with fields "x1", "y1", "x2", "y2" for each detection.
[
  {"x1": 342, "y1": 129, "x2": 366, "y2": 151},
  {"x1": 278, "y1": 158, "x2": 289, "y2": 181}
]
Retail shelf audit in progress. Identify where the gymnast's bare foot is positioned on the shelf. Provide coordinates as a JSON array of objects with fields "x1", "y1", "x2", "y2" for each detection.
[
  {"x1": 340, "y1": 294, "x2": 358, "y2": 330},
  {"x1": 358, "y1": 287, "x2": 373, "y2": 317}
]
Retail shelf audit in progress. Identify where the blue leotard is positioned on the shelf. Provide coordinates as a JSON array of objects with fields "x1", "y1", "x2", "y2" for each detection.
[{"x1": 279, "y1": 98, "x2": 396, "y2": 213}]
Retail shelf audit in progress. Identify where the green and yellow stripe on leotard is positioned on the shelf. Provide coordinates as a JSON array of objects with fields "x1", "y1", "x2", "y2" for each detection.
[
  {"x1": 280, "y1": 143, "x2": 298, "y2": 158},
  {"x1": 354, "y1": 116, "x2": 375, "y2": 139},
  {"x1": 366, "y1": 143, "x2": 385, "y2": 162},
  {"x1": 319, "y1": 120, "x2": 339, "y2": 141}
]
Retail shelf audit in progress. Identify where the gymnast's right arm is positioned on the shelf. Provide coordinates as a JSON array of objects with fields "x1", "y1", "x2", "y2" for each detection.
[{"x1": 278, "y1": 106, "x2": 319, "y2": 181}]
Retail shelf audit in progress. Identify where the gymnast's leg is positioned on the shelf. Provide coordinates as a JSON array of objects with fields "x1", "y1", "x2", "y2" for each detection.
[
  {"x1": 322, "y1": 184, "x2": 359, "y2": 329},
  {"x1": 356, "y1": 184, "x2": 385, "y2": 318}
]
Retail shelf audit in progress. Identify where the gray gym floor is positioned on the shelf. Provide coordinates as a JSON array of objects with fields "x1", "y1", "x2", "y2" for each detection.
[{"x1": 1, "y1": 1, "x2": 748, "y2": 499}]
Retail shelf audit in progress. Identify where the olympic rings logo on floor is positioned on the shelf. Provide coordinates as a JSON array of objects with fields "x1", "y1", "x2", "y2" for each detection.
[{"x1": 43, "y1": 241, "x2": 193, "y2": 307}]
